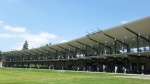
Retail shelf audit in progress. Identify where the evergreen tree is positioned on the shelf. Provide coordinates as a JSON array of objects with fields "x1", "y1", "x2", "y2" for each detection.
[
  {"x1": 44, "y1": 43, "x2": 52, "y2": 47},
  {"x1": 22, "y1": 40, "x2": 28, "y2": 50},
  {"x1": 45, "y1": 43, "x2": 49, "y2": 47},
  {"x1": 0, "y1": 51, "x2": 2, "y2": 57},
  {"x1": 46, "y1": 43, "x2": 51, "y2": 46}
]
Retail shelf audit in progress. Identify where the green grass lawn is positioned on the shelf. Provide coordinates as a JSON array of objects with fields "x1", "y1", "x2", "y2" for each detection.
[{"x1": 0, "y1": 68, "x2": 150, "y2": 84}]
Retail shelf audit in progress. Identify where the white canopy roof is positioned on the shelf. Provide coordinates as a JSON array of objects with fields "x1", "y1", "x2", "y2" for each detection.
[{"x1": 3, "y1": 16, "x2": 150, "y2": 57}]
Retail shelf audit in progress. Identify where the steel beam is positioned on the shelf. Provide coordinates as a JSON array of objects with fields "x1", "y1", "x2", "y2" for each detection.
[
  {"x1": 18, "y1": 52, "x2": 25, "y2": 56},
  {"x1": 13, "y1": 52, "x2": 23, "y2": 56},
  {"x1": 87, "y1": 37, "x2": 111, "y2": 49},
  {"x1": 41, "y1": 47, "x2": 49, "y2": 52},
  {"x1": 76, "y1": 41, "x2": 98, "y2": 51},
  {"x1": 57, "y1": 45, "x2": 74, "y2": 54},
  {"x1": 35, "y1": 49, "x2": 45, "y2": 54},
  {"x1": 67, "y1": 43, "x2": 86, "y2": 52},
  {"x1": 48, "y1": 47, "x2": 65, "y2": 54},
  {"x1": 102, "y1": 32, "x2": 129, "y2": 46},
  {"x1": 124, "y1": 27, "x2": 150, "y2": 42},
  {"x1": 12, "y1": 52, "x2": 23, "y2": 56},
  {"x1": 125, "y1": 26, "x2": 150, "y2": 51},
  {"x1": 41, "y1": 47, "x2": 56, "y2": 56},
  {"x1": 23, "y1": 51, "x2": 33, "y2": 56},
  {"x1": 124, "y1": 27, "x2": 150, "y2": 52}
]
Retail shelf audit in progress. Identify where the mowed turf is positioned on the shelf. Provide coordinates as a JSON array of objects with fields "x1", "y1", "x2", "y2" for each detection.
[{"x1": 0, "y1": 68, "x2": 150, "y2": 84}]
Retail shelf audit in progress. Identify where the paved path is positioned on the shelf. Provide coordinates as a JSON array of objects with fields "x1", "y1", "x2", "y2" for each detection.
[
  {"x1": 61, "y1": 70, "x2": 150, "y2": 79},
  {"x1": 117, "y1": 75, "x2": 150, "y2": 79},
  {"x1": 4, "y1": 68, "x2": 150, "y2": 79}
]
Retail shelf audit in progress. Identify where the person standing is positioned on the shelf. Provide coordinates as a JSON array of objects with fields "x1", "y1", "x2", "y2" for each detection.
[
  {"x1": 104, "y1": 49, "x2": 107, "y2": 55},
  {"x1": 77, "y1": 66, "x2": 79, "y2": 71},
  {"x1": 103, "y1": 64, "x2": 106, "y2": 72},
  {"x1": 141, "y1": 65, "x2": 144, "y2": 74},
  {"x1": 115, "y1": 65, "x2": 118, "y2": 73},
  {"x1": 130, "y1": 66, "x2": 132, "y2": 73},
  {"x1": 122, "y1": 66, "x2": 126, "y2": 74}
]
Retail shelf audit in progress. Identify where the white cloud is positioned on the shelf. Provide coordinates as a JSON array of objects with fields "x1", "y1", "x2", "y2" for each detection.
[
  {"x1": 0, "y1": 33, "x2": 16, "y2": 38},
  {"x1": 11, "y1": 42, "x2": 24, "y2": 50},
  {"x1": 14, "y1": 32, "x2": 58, "y2": 49},
  {"x1": 40, "y1": 32, "x2": 57, "y2": 39},
  {"x1": 4, "y1": 25, "x2": 27, "y2": 33},
  {"x1": 121, "y1": 21, "x2": 128, "y2": 24},
  {"x1": 20, "y1": 32, "x2": 57, "y2": 43},
  {"x1": 2, "y1": 31, "x2": 58, "y2": 50},
  {"x1": 59, "y1": 40, "x2": 68, "y2": 43},
  {"x1": 1, "y1": 21, "x2": 59, "y2": 51}
]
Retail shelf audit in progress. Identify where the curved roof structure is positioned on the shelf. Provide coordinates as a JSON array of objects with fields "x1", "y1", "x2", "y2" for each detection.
[{"x1": 2, "y1": 16, "x2": 150, "y2": 59}]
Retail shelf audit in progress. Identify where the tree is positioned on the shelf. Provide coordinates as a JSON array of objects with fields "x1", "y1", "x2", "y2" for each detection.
[
  {"x1": 0, "y1": 51, "x2": 2, "y2": 57},
  {"x1": 45, "y1": 43, "x2": 49, "y2": 47},
  {"x1": 22, "y1": 40, "x2": 28, "y2": 50},
  {"x1": 46, "y1": 43, "x2": 51, "y2": 47},
  {"x1": 41, "y1": 43, "x2": 52, "y2": 47}
]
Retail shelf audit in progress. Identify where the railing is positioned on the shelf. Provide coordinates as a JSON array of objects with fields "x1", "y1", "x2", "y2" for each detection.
[{"x1": 3, "y1": 49, "x2": 150, "y2": 62}]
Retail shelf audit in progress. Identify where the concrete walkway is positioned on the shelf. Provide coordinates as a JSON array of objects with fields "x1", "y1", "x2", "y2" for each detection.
[
  {"x1": 116, "y1": 74, "x2": 150, "y2": 79},
  {"x1": 59, "y1": 70, "x2": 150, "y2": 79},
  {"x1": 3, "y1": 67, "x2": 150, "y2": 79}
]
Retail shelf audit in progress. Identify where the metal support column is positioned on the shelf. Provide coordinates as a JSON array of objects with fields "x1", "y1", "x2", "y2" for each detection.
[
  {"x1": 110, "y1": 48, "x2": 112, "y2": 54},
  {"x1": 72, "y1": 61, "x2": 74, "y2": 70},
  {"x1": 27, "y1": 62, "x2": 30, "y2": 68},
  {"x1": 85, "y1": 45, "x2": 88, "y2": 56},
  {"x1": 56, "y1": 50, "x2": 58, "y2": 58},
  {"x1": 137, "y1": 56, "x2": 140, "y2": 74},
  {"x1": 124, "y1": 27, "x2": 150, "y2": 52},
  {"x1": 114, "y1": 40, "x2": 117, "y2": 54},
  {"x1": 64, "y1": 49, "x2": 67, "y2": 57},
  {"x1": 54, "y1": 61, "x2": 56, "y2": 69},
  {"x1": 74, "y1": 48, "x2": 77, "y2": 57},
  {"x1": 127, "y1": 58, "x2": 129, "y2": 72},
  {"x1": 21, "y1": 62, "x2": 24, "y2": 68},
  {"x1": 63, "y1": 61, "x2": 65, "y2": 70},
  {"x1": 114, "y1": 58, "x2": 116, "y2": 66},
  {"x1": 127, "y1": 45, "x2": 130, "y2": 53},
  {"x1": 137, "y1": 35, "x2": 139, "y2": 52},
  {"x1": 98, "y1": 43, "x2": 101, "y2": 55},
  {"x1": 35, "y1": 62, "x2": 37, "y2": 68},
  {"x1": 103, "y1": 33, "x2": 129, "y2": 54},
  {"x1": 149, "y1": 42, "x2": 150, "y2": 50}
]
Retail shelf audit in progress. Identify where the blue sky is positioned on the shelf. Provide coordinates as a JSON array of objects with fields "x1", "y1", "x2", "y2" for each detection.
[{"x1": 0, "y1": 0, "x2": 150, "y2": 52}]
